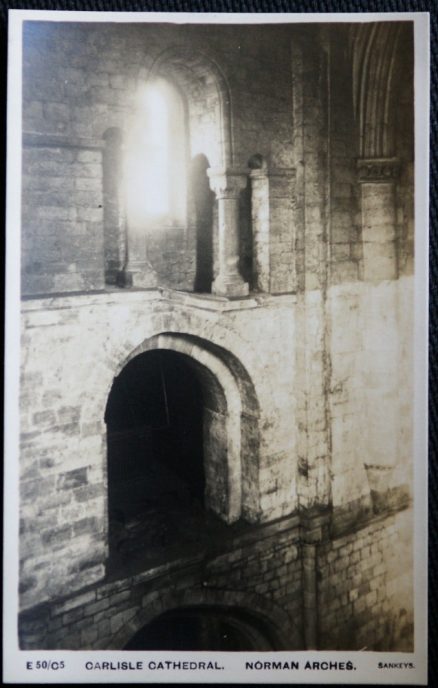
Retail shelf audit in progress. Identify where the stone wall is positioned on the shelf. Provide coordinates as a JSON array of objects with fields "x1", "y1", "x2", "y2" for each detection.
[
  {"x1": 21, "y1": 140, "x2": 105, "y2": 294},
  {"x1": 17, "y1": 19, "x2": 415, "y2": 653},
  {"x1": 19, "y1": 282, "x2": 414, "y2": 650},
  {"x1": 19, "y1": 516, "x2": 303, "y2": 650},
  {"x1": 328, "y1": 26, "x2": 362, "y2": 285},
  {"x1": 19, "y1": 504, "x2": 413, "y2": 652},
  {"x1": 317, "y1": 507, "x2": 413, "y2": 651},
  {"x1": 290, "y1": 24, "x2": 414, "y2": 515},
  {"x1": 328, "y1": 276, "x2": 414, "y2": 512},
  {"x1": 19, "y1": 290, "x2": 297, "y2": 611},
  {"x1": 21, "y1": 22, "x2": 413, "y2": 295},
  {"x1": 22, "y1": 21, "x2": 296, "y2": 296}
]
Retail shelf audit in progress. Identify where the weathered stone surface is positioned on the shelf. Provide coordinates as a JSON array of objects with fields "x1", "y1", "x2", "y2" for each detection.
[
  {"x1": 57, "y1": 468, "x2": 88, "y2": 491},
  {"x1": 317, "y1": 507, "x2": 413, "y2": 651},
  {"x1": 17, "y1": 20, "x2": 414, "y2": 655}
]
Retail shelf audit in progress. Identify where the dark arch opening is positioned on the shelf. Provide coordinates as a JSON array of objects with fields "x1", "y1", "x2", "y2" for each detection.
[
  {"x1": 105, "y1": 350, "x2": 206, "y2": 571},
  {"x1": 124, "y1": 605, "x2": 278, "y2": 651},
  {"x1": 191, "y1": 154, "x2": 214, "y2": 293}
]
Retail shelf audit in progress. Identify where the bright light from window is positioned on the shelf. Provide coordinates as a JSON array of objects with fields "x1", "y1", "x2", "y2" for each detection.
[{"x1": 124, "y1": 81, "x2": 171, "y2": 225}]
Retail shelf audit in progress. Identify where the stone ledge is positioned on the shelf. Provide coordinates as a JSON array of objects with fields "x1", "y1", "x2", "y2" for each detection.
[
  {"x1": 23, "y1": 131, "x2": 103, "y2": 151},
  {"x1": 160, "y1": 288, "x2": 297, "y2": 311},
  {"x1": 329, "y1": 494, "x2": 412, "y2": 540},
  {"x1": 21, "y1": 287, "x2": 297, "y2": 314}
]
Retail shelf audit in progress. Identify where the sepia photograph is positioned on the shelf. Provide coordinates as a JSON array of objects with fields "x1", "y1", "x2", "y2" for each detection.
[{"x1": 3, "y1": 9, "x2": 429, "y2": 685}]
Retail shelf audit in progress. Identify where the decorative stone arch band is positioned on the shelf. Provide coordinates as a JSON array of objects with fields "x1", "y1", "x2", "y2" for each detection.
[
  {"x1": 107, "y1": 587, "x2": 296, "y2": 651},
  {"x1": 103, "y1": 329, "x2": 261, "y2": 526},
  {"x1": 138, "y1": 44, "x2": 234, "y2": 168}
]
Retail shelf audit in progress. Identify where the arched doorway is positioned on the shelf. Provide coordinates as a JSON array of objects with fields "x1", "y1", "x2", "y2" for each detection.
[
  {"x1": 104, "y1": 340, "x2": 246, "y2": 575},
  {"x1": 124, "y1": 605, "x2": 277, "y2": 651},
  {"x1": 105, "y1": 350, "x2": 206, "y2": 567}
]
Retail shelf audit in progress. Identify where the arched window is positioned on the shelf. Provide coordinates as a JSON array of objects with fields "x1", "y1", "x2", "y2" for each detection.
[{"x1": 124, "y1": 78, "x2": 187, "y2": 229}]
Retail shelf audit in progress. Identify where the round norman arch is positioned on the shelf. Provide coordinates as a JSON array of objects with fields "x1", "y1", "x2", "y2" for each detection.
[
  {"x1": 137, "y1": 45, "x2": 233, "y2": 168},
  {"x1": 107, "y1": 587, "x2": 296, "y2": 651},
  {"x1": 351, "y1": 22, "x2": 407, "y2": 159},
  {"x1": 84, "y1": 315, "x2": 263, "y2": 568},
  {"x1": 104, "y1": 329, "x2": 263, "y2": 554}
]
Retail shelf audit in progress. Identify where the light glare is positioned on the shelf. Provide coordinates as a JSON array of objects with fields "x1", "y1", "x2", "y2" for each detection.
[{"x1": 125, "y1": 81, "x2": 170, "y2": 224}]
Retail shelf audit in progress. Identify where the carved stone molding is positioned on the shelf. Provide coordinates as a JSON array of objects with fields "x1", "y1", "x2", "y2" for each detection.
[
  {"x1": 207, "y1": 167, "x2": 249, "y2": 199},
  {"x1": 249, "y1": 167, "x2": 296, "y2": 179},
  {"x1": 357, "y1": 157, "x2": 400, "y2": 183},
  {"x1": 206, "y1": 167, "x2": 249, "y2": 297}
]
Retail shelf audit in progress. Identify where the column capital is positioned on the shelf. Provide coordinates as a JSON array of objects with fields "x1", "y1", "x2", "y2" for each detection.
[
  {"x1": 207, "y1": 167, "x2": 249, "y2": 198},
  {"x1": 357, "y1": 157, "x2": 400, "y2": 183}
]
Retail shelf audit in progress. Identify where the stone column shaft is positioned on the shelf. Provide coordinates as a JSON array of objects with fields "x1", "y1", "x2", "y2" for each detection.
[
  {"x1": 358, "y1": 157, "x2": 399, "y2": 282},
  {"x1": 250, "y1": 167, "x2": 296, "y2": 293},
  {"x1": 208, "y1": 168, "x2": 249, "y2": 298},
  {"x1": 250, "y1": 170, "x2": 270, "y2": 292}
]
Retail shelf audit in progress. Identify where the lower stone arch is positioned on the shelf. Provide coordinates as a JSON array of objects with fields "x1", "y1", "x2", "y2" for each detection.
[
  {"x1": 105, "y1": 331, "x2": 261, "y2": 525},
  {"x1": 109, "y1": 588, "x2": 295, "y2": 651}
]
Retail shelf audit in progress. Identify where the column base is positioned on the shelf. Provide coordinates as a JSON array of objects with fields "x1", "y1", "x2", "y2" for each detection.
[
  {"x1": 121, "y1": 265, "x2": 158, "y2": 289},
  {"x1": 212, "y1": 274, "x2": 249, "y2": 298}
]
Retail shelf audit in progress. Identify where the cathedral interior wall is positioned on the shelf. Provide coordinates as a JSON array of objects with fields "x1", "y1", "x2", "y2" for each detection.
[{"x1": 18, "y1": 20, "x2": 415, "y2": 652}]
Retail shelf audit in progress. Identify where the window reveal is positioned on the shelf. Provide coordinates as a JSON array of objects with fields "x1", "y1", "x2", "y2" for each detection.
[{"x1": 124, "y1": 79, "x2": 187, "y2": 228}]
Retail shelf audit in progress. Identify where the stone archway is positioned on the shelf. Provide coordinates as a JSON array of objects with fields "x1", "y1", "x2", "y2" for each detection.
[
  {"x1": 109, "y1": 587, "x2": 295, "y2": 651},
  {"x1": 109, "y1": 333, "x2": 245, "y2": 522},
  {"x1": 104, "y1": 330, "x2": 261, "y2": 575},
  {"x1": 123, "y1": 605, "x2": 277, "y2": 651},
  {"x1": 86, "y1": 319, "x2": 262, "y2": 574},
  {"x1": 141, "y1": 45, "x2": 234, "y2": 168},
  {"x1": 105, "y1": 328, "x2": 262, "y2": 521}
]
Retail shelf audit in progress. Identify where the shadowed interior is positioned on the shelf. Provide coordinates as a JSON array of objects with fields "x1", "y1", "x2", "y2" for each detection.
[
  {"x1": 105, "y1": 350, "x2": 207, "y2": 568},
  {"x1": 124, "y1": 605, "x2": 277, "y2": 651}
]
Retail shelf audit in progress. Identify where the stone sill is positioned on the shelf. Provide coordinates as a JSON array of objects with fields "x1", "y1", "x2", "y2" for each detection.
[{"x1": 21, "y1": 287, "x2": 297, "y2": 314}]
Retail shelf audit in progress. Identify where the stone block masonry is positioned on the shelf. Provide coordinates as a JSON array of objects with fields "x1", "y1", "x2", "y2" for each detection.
[
  {"x1": 18, "y1": 505, "x2": 413, "y2": 651},
  {"x1": 22, "y1": 140, "x2": 105, "y2": 294},
  {"x1": 22, "y1": 21, "x2": 297, "y2": 297},
  {"x1": 18, "y1": 282, "x2": 414, "y2": 650},
  {"x1": 317, "y1": 507, "x2": 413, "y2": 651},
  {"x1": 19, "y1": 290, "x2": 297, "y2": 611},
  {"x1": 17, "y1": 278, "x2": 415, "y2": 628},
  {"x1": 16, "y1": 19, "x2": 415, "y2": 654},
  {"x1": 19, "y1": 516, "x2": 303, "y2": 650}
]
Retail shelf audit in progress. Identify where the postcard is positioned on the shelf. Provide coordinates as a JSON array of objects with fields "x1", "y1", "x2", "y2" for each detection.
[{"x1": 3, "y1": 9, "x2": 429, "y2": 684}]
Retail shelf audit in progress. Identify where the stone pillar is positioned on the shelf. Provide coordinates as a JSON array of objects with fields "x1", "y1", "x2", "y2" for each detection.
[
  {"x1": 207, "y1": 168, "x2": 249, "y2": 298},
  {"x1": 250, "y1": 169, "x2": 270, "y2": 293},
  {"x1": 357, "y1": 158, "x2": 401, "y2": 513},
  {"x1": 357, "y1": 158, "x2": 399, "y2": 282},
  {"x1": 300, "y1": 509, "x2": 330, "y2": 650},
  {"x1": 250, "y1": 167, "x2": 296, "y2": 293}
]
